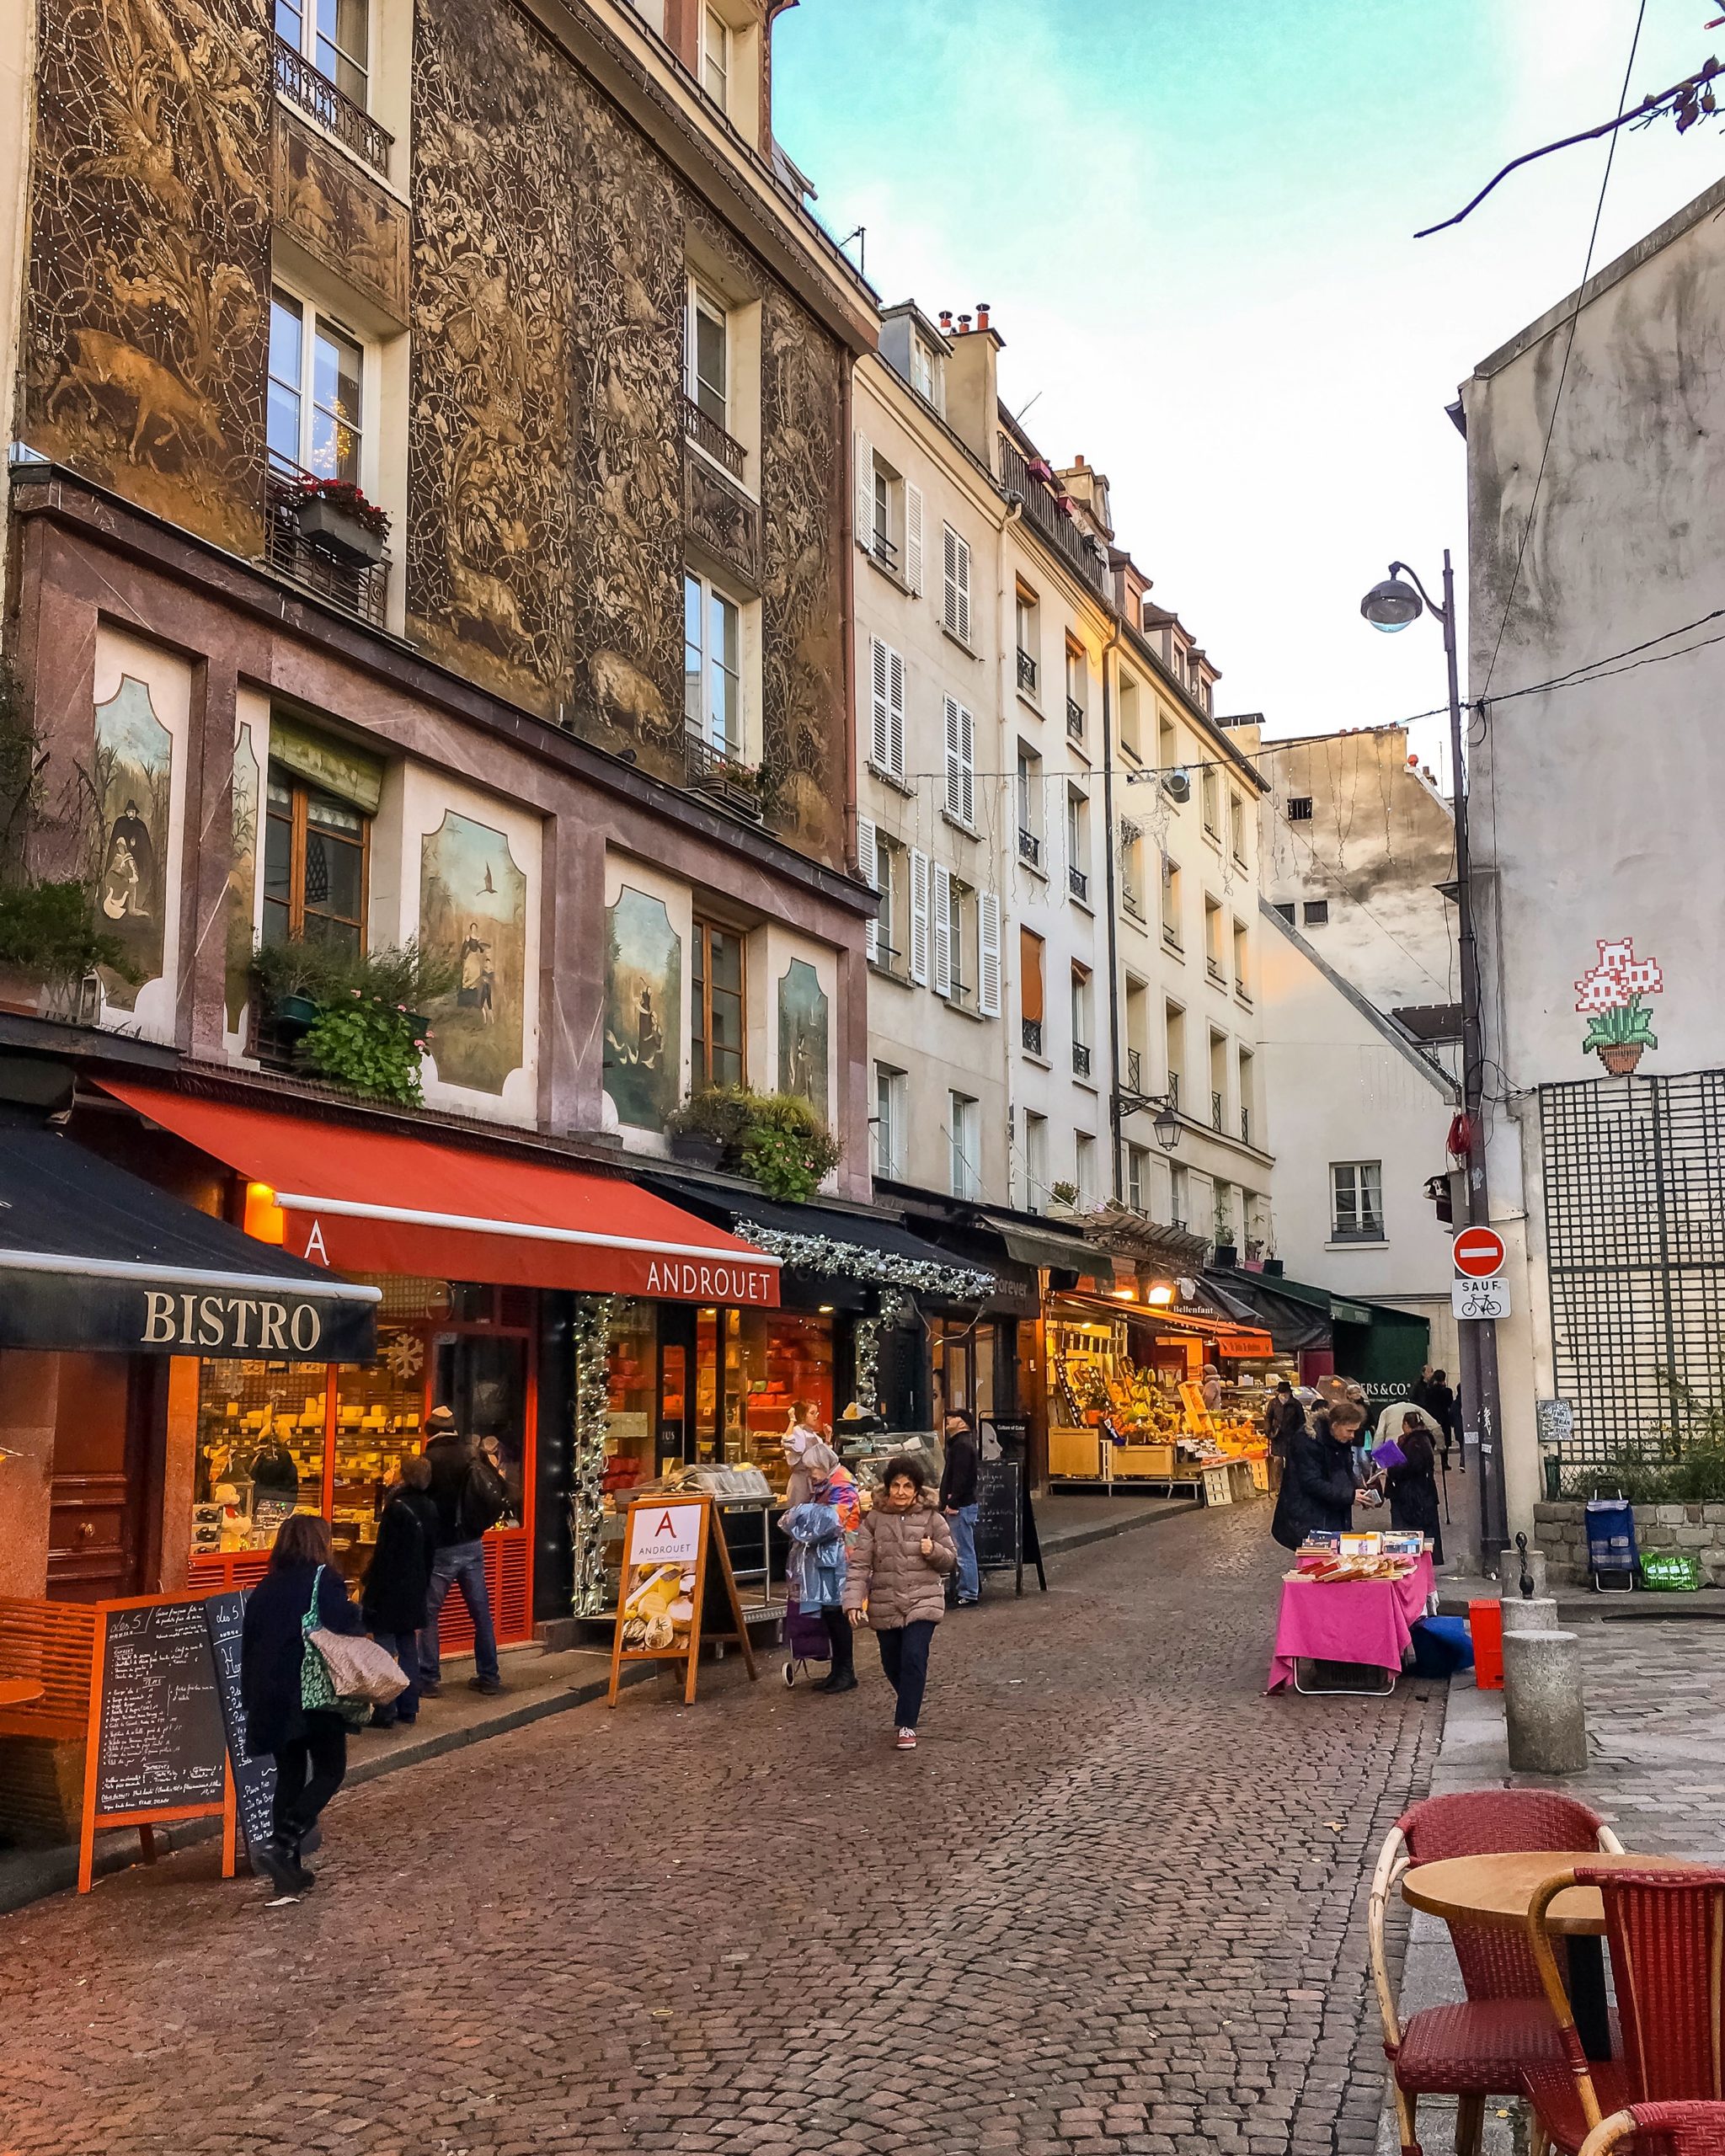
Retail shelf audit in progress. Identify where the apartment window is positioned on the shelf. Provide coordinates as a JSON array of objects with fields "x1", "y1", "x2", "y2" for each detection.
[
  {"x1": 1119, "y1": 820, "x2": 1146, "y2": 920},
  {"x1": 1158, "y1": 712, "x2": 1178, "y2": 781},
  {"x1": 1161, "y1": 854, "x2": 1181, "y2": 947},
  {"x1": 1075, "y1": 1131, "x2": 1097, "y2": 1209},
  {"x1": 1070, "y1": 964, "x2": 1092, "y2": 1080},
  {"x1": 1204, "y1": 896, "x2": 1224, "y2": 982},
  {"x1": 1274, "y1": 901, "x2": 1295, "y2": 926},
  {"x1": 1118, "y1": 672, "x2": 1141, "y2": 758},
  {"x1": 701, "y1": 3, "x2": 729, "y2": 105},
  {"x1": 945, "y1": 875, "x2": 976, "y2": 1007},
  {"x1": 1124, "y1": 977, "x2": 1149, "y2": 1093},
  {"x1": 910, "y1": 334, "x2": 945, "y2": 414},
  {"x1": 1209, "y1": 1028, "x2": 1228, "y2": 1130},
  {"x1": 868, "y1": 637, "x2": 906, "y2": 782},
  {"x1": 1332, "y1": 1161, "x2": 1386, "y2": 1241},
  {"x1": 275, "y1": 0, "x2": 369, "y2": 108},
  {"x1": 268, "y1": 290, "x2": 362, "y2": 483},
  {"x1": 1201, "y1": 764, "x2": 1220, "y2": 839},
  {"x1": 1023, "y1": 1109, "x2": 1049, "y2": 1212},
  {"x1": 686, "y1": 280, "x2": 729, "y2": 435},
  {"x1": 948, "y1": 1091, "x2": 980, "y2": 1200},
  {"x1": 1127, "y1": 1144, "x2": 1149, "y2": 1214},
  {"x1": 1019, "y1": 926, "x2": 1045, "y2": 1056},
  {"x1": 1170, "y1": 1161, "x2": 1190, "y2": 1230},
  {"x1": 1287, "y1": 796, "x2": 1314, "y2": 823},
  {"x1": 874, "y1": 1064, "x2": 906, "y2": 1179},
  {"x1": 942, "y1": 525, "x2": 972, "y2": 643},
  {"x1": 1066, "y1": 787, "x2": 1089, "y2": 904},
  {"x1": 860, "y1": 825, "x2": 906, "y2": 976},
  {"x1": 1065, "y1": 641, "x2": 1087, "y2": 740},
  {"x1": 1213, "y1": 1178, "x2": 1235, "y2": 1246},
  {"x1": 1230, "y1": 794, "x2": 1247, "y2": 864},
  {"x1": 1016, "y1": 586, "x2": 1039, "y2": 696},
  {"x1": 691, "y1": 919, "x2": 745, "y2": 1092},
  {"x1": 1238, "y1": 1046, "x2": 1255, "y2": 1148},
  {"x1": 1302, "y1": 899, "x2": 1329, "y2": 928},
  {"x1": 943, "y1": 696, "x2": 976, "y2": 827},
  {"x1": 1232, "y1": 918, "x2": 1249, "y2": 997},
  {"x1": 683, "y1": 570, "x2": 743, "y2": 755},
  {"x1": 262, "y1": 768, "x2": 367, "y2": 955},
  {"x1": 1016, "y1": 743, "x2": 1043, "y2": 867}
]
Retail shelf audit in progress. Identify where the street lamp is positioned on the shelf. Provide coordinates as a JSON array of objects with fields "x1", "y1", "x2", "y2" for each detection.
[
  {"x1": 1152, "y1": 1102, "x2": 1180, "y2": 1154},
  {"x1": 1359, "y1": 550, "x2": 1509, "y2": 1569}
]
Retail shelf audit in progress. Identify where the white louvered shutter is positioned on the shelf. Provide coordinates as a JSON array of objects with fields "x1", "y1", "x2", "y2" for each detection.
[
  {"x1": 908, "y1": 847, "x2": 930, "y2": 985},
  {"x1": 943, "y1": 527, "x2": 959, "y2": 634},
  {"x1": 855, "y1": 430, "x2": 873, "y2": 552},
  {"x1": 869, "y1": 638, "x2": 891, "y2": 771},
  {"x1": 886, "y1": 647, "x2": 906, "y2": 780},
  {"x1": 931, "y1": 862, "x2": 953, "y2": 998},
  {"x1": 944, "y1": 696, "x2": 975, "y2": 826},
  {"x1": 943, "y1": 528, "x2": 972, "y2": 643},
  {"x1": 905, "y1": 483, "x2": 925, "y2": 595},
  {"x1": 978, "y1": 891, "x2": 1001, "y2": 1017},
  {"x1": 857, "y1": 814, "x2": 879, "y2": 963}
]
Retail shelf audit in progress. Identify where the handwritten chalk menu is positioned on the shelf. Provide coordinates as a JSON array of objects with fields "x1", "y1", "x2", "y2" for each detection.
[
  {"x1": 79, "y1": 1593, "x2": 238, "y2": 1893},
  {"x1": 203, "y1": 1590, "x2": 275, "y2": 1868},
  {"x1": 976, "y1": 1459, "x2": 1022, "y2": 1574}
]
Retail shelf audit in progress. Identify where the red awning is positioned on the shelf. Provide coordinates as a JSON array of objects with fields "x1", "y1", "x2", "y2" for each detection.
[{"x1": 99, "y1": 1083, "x2": 779, "y2": 1306}]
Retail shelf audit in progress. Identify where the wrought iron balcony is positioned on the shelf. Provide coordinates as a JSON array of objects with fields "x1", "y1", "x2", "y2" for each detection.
[
  {"x1": 1241, "y1": 1107, "x2": 1252, "y2": 1145},
  {"x1": 997, "y1": 434, "x2": 1113, "y2": 596},
  {"x1": 684, "y1": 728, "x2": 763, "y2": 819},
  {"x1": 264, "y1": 467, "x2": 389, "y2": 627},
  {"x1": 1072, "y1": 1042, "x2": 1092, "y2": 1079},
  {"x1": 869, "y1": 528, "x2": 900, "y2": 571},
  {"x1": 1065, "y1": 697, "x2": 1085, "y2": 741},
  {"x1": 1125, "y1": 1048, "x2": 1143, "y2": 1091},
  {"x1": 1017, "y1": 827, "x2": 1041, "y2": 868},
  {"x1": 1207, "y1": 957, "x2": 1226, "y2": 985},
  {"x1": 1017, "y1": 648, "x2": 1038, "y2": 694},
  {"x1": 681, "y1": 392, "x2": 746, "y2": 481},
  {"x1": 274, "y1": 35, "x2": 392, "y2": 174},
  {"x1": 1211, "y1": 1088, "x2": 1225, "y2": 1131},
  {"x1": 1167, "y1": 1071, "x2": 1180, "y2": 1107},
  {"x1": 1068, "y1": 864, "x2": 1089, "y2": 903},
  {"x1": 1022, "y1": 1017, "x2": 1044, "y2": 1056}
]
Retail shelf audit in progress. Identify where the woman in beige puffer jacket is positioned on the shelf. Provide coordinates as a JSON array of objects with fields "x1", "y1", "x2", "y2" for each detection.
[{"x1": 841, "y1": 1455, "x2": 956, "y2": 1748}]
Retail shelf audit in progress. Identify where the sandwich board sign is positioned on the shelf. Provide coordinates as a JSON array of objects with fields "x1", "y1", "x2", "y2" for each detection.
[{"x1": 607, "y1": 1493, "x2": 757, "y2": 1706}]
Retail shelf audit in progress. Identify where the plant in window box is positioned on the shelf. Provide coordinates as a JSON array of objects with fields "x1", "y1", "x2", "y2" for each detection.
[
  {"x1": 665, "y1": 1086, "x2": 751, "y2": 1168},
  {"x1": 1046, "y1": 1181, "x2": 1080, "y2": 1216},
  {"x1": 291, "y1": 478, "x2": 392, "y2": 565},
  {"x1": 667, "y1": 1086, "x2": 841, "y2": 1201}
]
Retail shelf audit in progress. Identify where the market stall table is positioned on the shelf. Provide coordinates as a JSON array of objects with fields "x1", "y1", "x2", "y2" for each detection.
[
  {"x1": 1266, "y1": 1553, "x2": 1435, "y2": 1694},
  {"x1": 1402, "y1": 1850, "x2": 1696, "y2": 2063}
]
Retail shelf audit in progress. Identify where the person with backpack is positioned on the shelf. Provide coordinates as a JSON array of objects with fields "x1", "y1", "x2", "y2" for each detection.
[
  {"x1": 361, "y1": 1455, "x2": 441, "y2": 1726},
  {"x1": 418, "y1": 1406, "x2": 510, "y2": 1697}
]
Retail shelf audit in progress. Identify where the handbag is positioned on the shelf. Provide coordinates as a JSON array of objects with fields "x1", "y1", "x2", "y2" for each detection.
[{"x1": 302, "y1": 1565, "x2": 409, "y2": 1723}]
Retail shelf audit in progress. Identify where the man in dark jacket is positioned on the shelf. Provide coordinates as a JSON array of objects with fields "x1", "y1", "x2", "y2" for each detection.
[
  {"x1": 1425, "y1": 1369, "x2": 1462, "y2": 1465},
  {"x1": 361, "y1": 1456, "x2": 441, "y2": 1727},
  {"x1": 418, "y1": 1407, "x2": 510, "y2": 1697},
  {"x1": 938, "y1": 1411, "x2": 982, "y2": 1607},
  {"x1": 1270, "y1": 1401, "x2": 1366, "y2": 1550}
]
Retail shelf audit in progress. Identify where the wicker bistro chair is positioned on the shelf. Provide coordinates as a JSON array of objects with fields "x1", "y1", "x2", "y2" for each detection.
[
  {"x1": 1525, "y1": 1867, "x2": 1725, "y2": 2156},
  {"x1": 1370, "y1": 1791, "x2": 1625, "y2": 2156},
  {"x1": 1581, "y1": 2108, "x2": 1725, "y2": 2156}
]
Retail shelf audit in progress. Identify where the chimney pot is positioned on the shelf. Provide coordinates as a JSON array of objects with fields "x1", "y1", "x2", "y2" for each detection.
[
  {"x1": 958, "y1": 313, "x2": 972, "y2": 333},
  {"x1": 938, "y1": 310, "x2": 953, "y2": 327},
  {"x1": 976, "y1": 303, "x2": 991, "y2": 329}
]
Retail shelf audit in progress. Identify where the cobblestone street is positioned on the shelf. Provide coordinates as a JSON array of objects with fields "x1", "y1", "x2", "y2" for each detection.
[{"x1": 0, "y1": 1507, "x2": 1445, "y2": 2156}]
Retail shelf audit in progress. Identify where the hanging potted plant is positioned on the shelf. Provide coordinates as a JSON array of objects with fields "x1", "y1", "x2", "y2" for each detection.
[
  {"x1": 291, "y1": 478, "x2": 391, "y2": 565},
  {"x1": 254, "y1": 937, "x2": 344, "y2": 1033},
  {"x1": 666, "y1": 1086, "x2": 750, "y2": 1169},
  {"x1": 1575, "y1": 937, "x2": 1664, "y2": 1076}
]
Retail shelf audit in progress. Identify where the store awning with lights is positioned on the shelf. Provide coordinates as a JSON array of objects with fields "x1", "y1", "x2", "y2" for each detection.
[
  {"x1": 99, "y1": 1083, "x2": 780, "y2": 1306},
  {"x1": 1057, "y1": 1289, "x2": 1274, "y2": 1360}
]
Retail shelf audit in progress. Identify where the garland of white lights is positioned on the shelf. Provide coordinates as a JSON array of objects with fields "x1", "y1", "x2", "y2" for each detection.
[{"x1": 735, "y1": 1222, "x2": 995, "y2": 1303}]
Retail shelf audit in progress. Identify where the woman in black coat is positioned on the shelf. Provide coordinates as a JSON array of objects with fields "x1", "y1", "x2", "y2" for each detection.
[
  {"x1": 1270, "y1": 1405, "x2": 1365, "y2": 1550},
  {"x1": 240, "y1": 1511, "x2": 364, "y2": 1897},
  {"x1": 1383, "y1": 1412, "x2": 1445, "y2": 1566},
  {"x1": 360, "y1": 1457, "x2": 441, "y2": 1728}
]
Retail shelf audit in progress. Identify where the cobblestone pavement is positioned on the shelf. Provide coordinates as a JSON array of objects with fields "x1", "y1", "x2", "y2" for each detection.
[{"x1": 0, "y1": 1505, "x2": 1445, "y2": 2156}]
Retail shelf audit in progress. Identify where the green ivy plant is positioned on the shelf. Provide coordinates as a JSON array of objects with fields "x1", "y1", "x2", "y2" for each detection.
[
  {"x1": 297, "y1": 995, "x2": 429, "y2": 1105},
  {"x1": 667, "y1": 1086, "x2": 841, "y2": 1202}
]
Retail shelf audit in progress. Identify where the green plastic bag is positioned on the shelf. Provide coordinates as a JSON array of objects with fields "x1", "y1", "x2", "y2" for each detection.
[{"x1": 1641, "y1": 1550, "x2": 1701, "y2": 1593}]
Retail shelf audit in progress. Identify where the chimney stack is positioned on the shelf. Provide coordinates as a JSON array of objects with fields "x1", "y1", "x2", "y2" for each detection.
[{"x1": 976, "y1": 302, "x2": 991, "y2": 332}]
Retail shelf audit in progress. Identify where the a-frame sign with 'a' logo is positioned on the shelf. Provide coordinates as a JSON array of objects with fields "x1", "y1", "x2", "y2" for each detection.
[{"x1": 607, "y1": 1492, "x2": 757, "y2": 1705}]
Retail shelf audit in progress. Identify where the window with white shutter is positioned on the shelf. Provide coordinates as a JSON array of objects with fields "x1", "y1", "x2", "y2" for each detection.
[
  {"x1": 854, "y1": 430, "x2": 873, "y2": 554},
  {"x1": 931, "y1": 862, "x2": 953, "y2": 998},
  {"x1": 869, "y1": 639, "x2": 891, "y2": 772},
  {"x1": 908, "y1": 848, "x2": 930, "y2": 985},
  {"x1": 978, "y1": 891, "x2": 1001, "y2": 1017},
  {"x1": 905, "y1": 483, "x2": 925, "y2": 595},
  {"x1": 942, "y1": 526, "x2": 971, "y2": 643},
  {"x1": 886, "y1": 648, "x2": 905, "y2": 780},
  {"x1": 944, "y1": 695, "x2": 975, "y2": 827},
  {"x1": 856, "y1": 813, "x2": 879, "y2": 964}
]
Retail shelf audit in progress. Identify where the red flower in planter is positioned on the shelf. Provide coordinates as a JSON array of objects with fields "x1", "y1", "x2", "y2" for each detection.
[{"x1": 294, "y1": 477, "x2": 392, "y2": 540}]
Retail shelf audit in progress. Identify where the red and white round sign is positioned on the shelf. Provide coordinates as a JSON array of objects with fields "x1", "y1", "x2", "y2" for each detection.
[{"x1": 1452, "y1": 1225, "x2": 1507, "y2": 1278}]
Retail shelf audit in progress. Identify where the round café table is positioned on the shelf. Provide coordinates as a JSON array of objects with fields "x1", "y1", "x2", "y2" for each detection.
[
  {"x1": 0, "y1": 1679, "x2": 43, "y2": 1710},
  {"x1": 1402, "y1": 1850, "x2": 1695, "y2": 2062}
]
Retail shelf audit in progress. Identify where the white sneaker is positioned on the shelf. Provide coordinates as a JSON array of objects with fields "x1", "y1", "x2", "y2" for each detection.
[{"x1": 895, "y1": 1726, "x2": 917, "y2": 1750}]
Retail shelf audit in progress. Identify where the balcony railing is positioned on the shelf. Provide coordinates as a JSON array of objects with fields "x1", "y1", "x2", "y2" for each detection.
[
  {"x1": 1017, "y1": 827, "x2": 1041, "y2": 868},
  {"x1": 1017, "y1": 648, "x2": 1038, "y2": 695},
  {"x1": 1241, "y1": 1107, "x2": 1252, "y2": 1145},
  {"x1": 1211, "y1": 1089, "x2": 1225, "y2": 1131},
  {"x1": 684, "y1": 727, "x2": 764, "y2": 819},
  {"x1": 264, "y1": 466, "x2": 389, "y2": 627},
  {"x1": 1125, "y1": 1048, "x2": 1143, "y2": 1092},
  {"x1": 681, "y1": 392, "x2": 746, "y2": 481},
  {"x1": 997, "y1": 434, "x2": 1113, "y2": 596},
  {"x1": 869, "y1": 528, "x2": 900, "y2": 571},
  {"x1": 1022, "y1": 1017, "x2": 1044, "y2": 1056},
  {"x1": 1065, "y1": 697, "x2": 1085, "y2": 741},
  {"x1": 1122, "y1": 888, "x2": 1145, "y2": 922},
  {"x1": 274, "y1": 35, "x2": 392, "y2": 174},
  {"x1": 1162, "y1": 921, "x2": 1182, "y2": 951},
  {"x1": 1073, "y1": 1042, "x2": 1092, "y2": 1079},
  {"x1": 1167, "y1": 1071, "x2": 1180, "y2": 1107},
  {"x1": 1068, "y1": 864, "x2": 1088, "y2": 903},
  {"x1": 1207, "y1": 957, "x2": 1226, "y2": 985}
]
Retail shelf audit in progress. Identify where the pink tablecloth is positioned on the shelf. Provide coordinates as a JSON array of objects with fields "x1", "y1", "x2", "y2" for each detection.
[{"x1": 1266, "y1": 1554, "x2": 1435, "y2": 1693}]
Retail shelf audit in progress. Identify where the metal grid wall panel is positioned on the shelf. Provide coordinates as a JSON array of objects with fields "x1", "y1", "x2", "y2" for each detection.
[{"x1": 1541, "y1": 1070, "x2": 1725, "y2": 1462}]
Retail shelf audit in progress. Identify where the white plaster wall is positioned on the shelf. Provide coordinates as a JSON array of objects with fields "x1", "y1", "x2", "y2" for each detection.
[{"x1": 93, "y1": 625, "x2": 190, "y2": 1049}]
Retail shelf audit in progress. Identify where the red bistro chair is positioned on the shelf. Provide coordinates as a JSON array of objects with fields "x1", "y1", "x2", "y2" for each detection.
[
  {"x1": 1370, "y1": 1790, "x2": 1624, "y2": 2156},
  {"x1": 1526, "y1": 1866, "x2": 1725, "y2": 2155},
  {"x1": 1582, "y1": 2108, "x2": 1725, "y2": 2156}
]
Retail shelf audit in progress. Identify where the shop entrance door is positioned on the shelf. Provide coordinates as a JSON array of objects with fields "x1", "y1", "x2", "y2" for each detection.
[{"x1": 48, "y1": 1354, "x2": 155, "y2": 1600}]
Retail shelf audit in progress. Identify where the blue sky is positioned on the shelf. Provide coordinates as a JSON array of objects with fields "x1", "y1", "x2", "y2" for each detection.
[{"x1": 774, "y1": 0, "x2": 1725, "y2": 773}]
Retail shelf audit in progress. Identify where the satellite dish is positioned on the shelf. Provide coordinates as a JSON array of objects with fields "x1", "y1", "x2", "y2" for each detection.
[{"x1": 1162, "y1": 767, "x2": 1192, "y2": 804}]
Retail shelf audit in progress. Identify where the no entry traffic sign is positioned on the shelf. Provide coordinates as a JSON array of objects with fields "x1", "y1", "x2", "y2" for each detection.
[{"x1": 1452, "y1": 1225, "x2": 1507, "y2": 1279}]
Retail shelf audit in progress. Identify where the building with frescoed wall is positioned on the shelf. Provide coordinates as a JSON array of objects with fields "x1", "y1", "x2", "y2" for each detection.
[
  {"x1": 1461, "y1": 173, "x2": 1725, "y2": 1542},
  {"x1": 0, "y1": 0, "x2": 896, "y2": 1660}
]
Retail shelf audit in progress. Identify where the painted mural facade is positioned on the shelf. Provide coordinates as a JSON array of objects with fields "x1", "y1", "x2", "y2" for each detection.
[
  {"x1": 91, "y1": 676, "x2": 173, "y2": 1010},
  {"x1": 604, "y1": 886, "x2": 681, "y2": 1132},
  {"x1": 419, "y1": 809, "x2": 528, "y2": 1097}
]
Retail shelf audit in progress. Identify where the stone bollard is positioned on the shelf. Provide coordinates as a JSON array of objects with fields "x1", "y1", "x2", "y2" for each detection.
[
  {"x1": 1504, "y1": 1545, "x2": 1550, "y2": 1598},
  {"x1": 1503, "y1": 1627, "x2": 1589, "y2": 1774},
  {"x1": 1499, "y1": 1594, "x2": 1560, "y2": 1633}
]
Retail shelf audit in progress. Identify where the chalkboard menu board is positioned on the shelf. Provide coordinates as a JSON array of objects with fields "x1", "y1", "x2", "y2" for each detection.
[
  {"x1": 203, "y1": 1591, "x2": 275, "y2": 1870},
  {"x1": 94, "y1": 1598, "x2": 227, "y2": 1818},
  {"x1": 975, "y1": 1459, "x2": 1047, "y2": 1597}
]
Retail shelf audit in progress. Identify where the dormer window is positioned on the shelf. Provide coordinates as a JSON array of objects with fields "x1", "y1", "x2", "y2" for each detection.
[{"x1": 910, "y1": 335, "x2": 945, "y2": 414}]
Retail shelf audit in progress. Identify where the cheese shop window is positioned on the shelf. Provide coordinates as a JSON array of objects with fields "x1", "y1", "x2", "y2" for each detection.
[
  {"x1": 194, "y1": 1361, "x2": 328, "y2": 1560},
  {"x1": 328, "y1": 1345, "x2": 428, "y2": 1579},
  {"x1": 734, "y1": 1310, "x2": 833, "y2": 1462},
  {"x1": 605, "y1": 1299, "x2": 657, "y2": 1506}
]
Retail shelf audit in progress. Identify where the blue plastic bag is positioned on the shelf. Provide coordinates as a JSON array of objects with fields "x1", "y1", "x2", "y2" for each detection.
[{"x1": 1408, "y1": 1614, "x2": 1476, "y2": 1679}]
